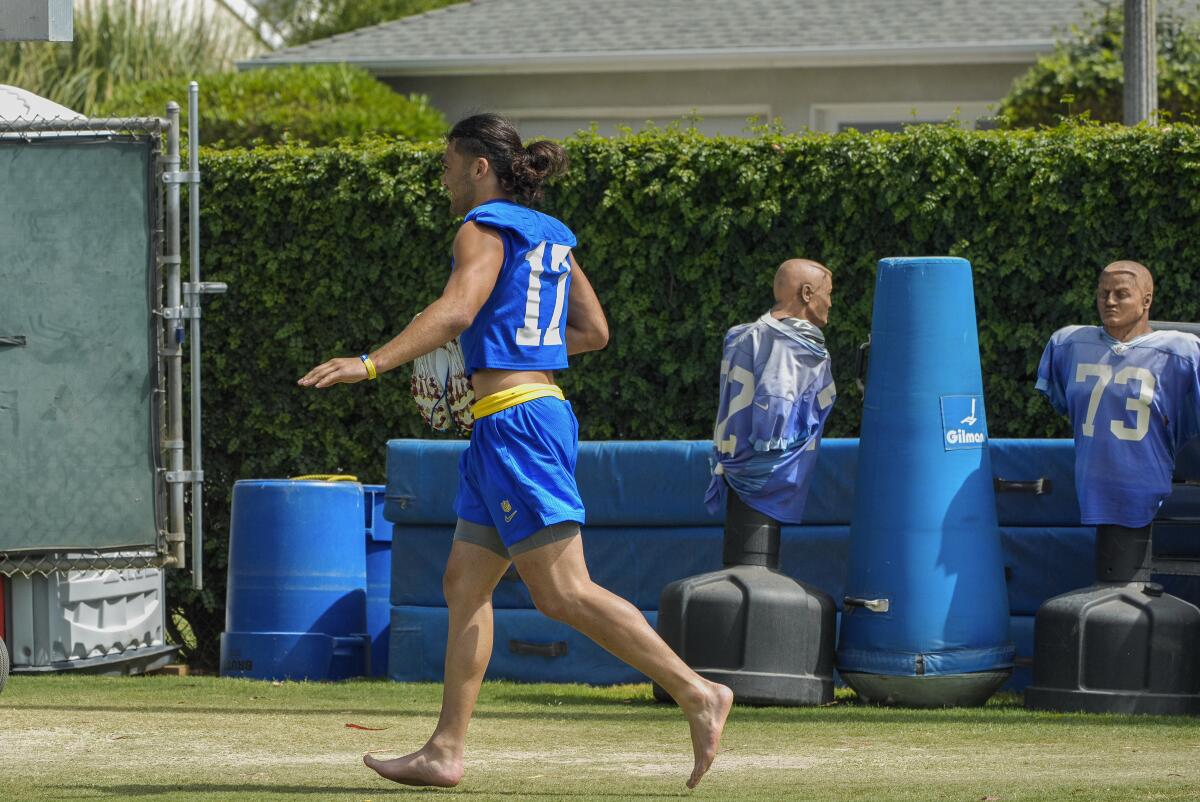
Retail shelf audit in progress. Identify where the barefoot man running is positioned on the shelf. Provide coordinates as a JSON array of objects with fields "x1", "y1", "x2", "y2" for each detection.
[{"x1": 298, "y1": 113, "x2": 733, "y2": 789}]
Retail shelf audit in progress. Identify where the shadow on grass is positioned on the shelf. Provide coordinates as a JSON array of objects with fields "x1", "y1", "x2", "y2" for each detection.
[{"x1": 53, "y1": 784, "x2": 685, "y2": 798}]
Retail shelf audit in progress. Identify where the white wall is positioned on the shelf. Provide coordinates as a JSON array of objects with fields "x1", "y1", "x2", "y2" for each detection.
[{"x1": 384, "y1": 61, "x2": 1029, "y2": 138}]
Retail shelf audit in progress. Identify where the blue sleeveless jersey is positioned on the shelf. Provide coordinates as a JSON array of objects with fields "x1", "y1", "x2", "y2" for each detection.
[
  {"x1": 458, "y1": 200, "x2": 577, "y2": 375},
  {"x1": 704, "y1": 314, "x2": 837, "y2": 524},
  {"x1": 1036, "y1": 325, "x2": 1200, "y2": 527}
]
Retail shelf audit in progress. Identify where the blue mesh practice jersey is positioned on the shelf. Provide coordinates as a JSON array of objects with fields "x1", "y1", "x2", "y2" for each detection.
[
  {"x1": 1036, "y1": 325, "x2": 1200, "y2": 527},
  {"x1": 457, "y1": 200, "x2": 577, "y2": 375},
  {"x1": 705, "y1": 314, "x2": 837, "y2": 524}
]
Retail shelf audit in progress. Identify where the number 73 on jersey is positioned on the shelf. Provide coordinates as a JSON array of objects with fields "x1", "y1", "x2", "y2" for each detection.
[{"x1": 1075, "y1": 362, "x2": 1155, "y2": 442}]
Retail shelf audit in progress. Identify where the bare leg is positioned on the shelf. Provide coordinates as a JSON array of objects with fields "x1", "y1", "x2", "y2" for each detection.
[
  {"x1": 365, "y1": 540, "x2": 510, "y2": 787},
  {"x1": 514, "y1": 533, "x2": 734, "y2": 789}
]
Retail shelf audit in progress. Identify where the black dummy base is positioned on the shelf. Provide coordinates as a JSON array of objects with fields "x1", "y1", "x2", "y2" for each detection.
[
  {"x1": 1024, "y1": 523, "x2": 1200, "y2": 715},
  {"x1": 654, "y1": 487, "x2": 836, "y2": 706}
]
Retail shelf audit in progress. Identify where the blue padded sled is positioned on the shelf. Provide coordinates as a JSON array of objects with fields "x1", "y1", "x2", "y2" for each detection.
[
  {"x1": 990, "y1": 440, "x2": 1080, "y2": 525},
  {"x1": 383, "y1": 604, "x2": 1048, "y2": 689},
  {"x1": 385, "y1": 438, "x2": 1085, "y2": 529},
  {"x1": 1000, "y1": 527, "x2": 1094, "y2": 615},
  {"x1": 1008, "y1": 616, "x2": 1035, "y2": 692},
  {"x1": 384, "y1": 435, "x2": 1200, "y2": 689},
  {"x1": 390, "y1": 524, "x2": 848, "y2": 611},
  {"x1": 385, "y1": 438, "x2": 862, "y2": 527},
  {"x1": 388, "y1": 605, "x2": 656, "y2": 685},
  {"x1": 389, "y1": 521, "x2": 1133, "y2": 618}
]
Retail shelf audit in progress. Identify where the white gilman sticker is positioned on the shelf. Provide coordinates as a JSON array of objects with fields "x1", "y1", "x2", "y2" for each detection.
[{"x1": 941, "y1": 394, "x2": 988, "y2": 451}]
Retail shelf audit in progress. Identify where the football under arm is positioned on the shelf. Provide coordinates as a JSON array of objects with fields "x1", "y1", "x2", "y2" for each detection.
[
  {"x1": 565, "y1": 253, "x2": 609, "y2": 356},
  {"x1": 369, "y1": 222, "x2": 503, "y2": 374}
]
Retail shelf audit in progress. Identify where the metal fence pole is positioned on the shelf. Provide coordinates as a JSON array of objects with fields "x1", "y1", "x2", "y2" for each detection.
[
  {"x1": 187, "y1": 82, "x2": 204, "y2": 590},
  {"x1": 164, "y1": 102, "x2": 186, "y2": 569},
  {"x1": 1124, "y1": 0, "x2": 1158, "y2": 125}
]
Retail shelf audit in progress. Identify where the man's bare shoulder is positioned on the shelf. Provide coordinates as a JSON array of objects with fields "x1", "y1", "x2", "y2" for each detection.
[
  {"x1": 454, "y1": 220, "x2": 504, "y2": 246},
  {"x1": 452, "y1": 221, "x2": 506, "y2": 264}
]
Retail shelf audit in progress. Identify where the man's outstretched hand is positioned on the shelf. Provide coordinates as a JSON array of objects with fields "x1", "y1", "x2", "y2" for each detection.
[{"x1": 298, "y1": 357, "x2": 370, "y2": 389}]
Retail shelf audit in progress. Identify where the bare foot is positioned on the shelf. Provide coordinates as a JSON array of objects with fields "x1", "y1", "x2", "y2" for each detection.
[
  {"x1": 684, "y1": 681, "x2": 734, "y2": 789},
  {"x1": 363, "y1": 748, "x2": 463, "y2": 788}
]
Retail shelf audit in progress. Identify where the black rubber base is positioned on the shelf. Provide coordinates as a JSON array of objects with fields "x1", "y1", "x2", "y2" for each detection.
[
  {"x1": 1025, "y1": 581, "x2": 1200, "y2": 716},
  {"x1": 1025, "y1": 685, "x2": 1200, "y2": 716}
]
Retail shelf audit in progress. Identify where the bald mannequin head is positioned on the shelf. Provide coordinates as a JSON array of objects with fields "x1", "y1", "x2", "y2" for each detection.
[
  {"x1": 1096, "y1": 260, "x2": 1154, "y2": 342},
  {"x1": 773, "y1": 258, "x2": 833, "y2": 327}
]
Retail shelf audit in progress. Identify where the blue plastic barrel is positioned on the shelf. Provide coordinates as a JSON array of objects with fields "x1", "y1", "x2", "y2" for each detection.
[
  {"x1": 364, "y1": 484, "x2": 393, "y2": 677},
  {"x1": 836, "y1": 257, "x2": 1013, "y2": 706},
  {"x1": 220, "y1": 479, "x2": 368, "y2": 680}
]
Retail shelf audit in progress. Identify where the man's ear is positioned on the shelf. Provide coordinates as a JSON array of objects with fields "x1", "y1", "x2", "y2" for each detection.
[
  {"x1": 800, "y1": 283, "x2": 814, "y2": 303},
  {"x1": 473, "y1": 156, "x2": 490, "y2": 180}
]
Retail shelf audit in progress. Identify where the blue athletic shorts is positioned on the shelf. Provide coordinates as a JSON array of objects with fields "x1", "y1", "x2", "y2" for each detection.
[{"x1": 454, "y1": 395, "x2": 586, "y2": 548}]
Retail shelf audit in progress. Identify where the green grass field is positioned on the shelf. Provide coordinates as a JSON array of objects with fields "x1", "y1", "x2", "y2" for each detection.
[{"x1": 2, "y1": 675, "x2": 1199, "y2": 801}]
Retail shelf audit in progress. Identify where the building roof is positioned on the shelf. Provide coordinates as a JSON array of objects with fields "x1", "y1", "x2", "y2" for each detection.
[
  {"x1": 0, "y1": 84, "x2": 82, "y2": 120},
  {"x1": 243, "y1": 0, "x2": 1115, "y2": 75}
]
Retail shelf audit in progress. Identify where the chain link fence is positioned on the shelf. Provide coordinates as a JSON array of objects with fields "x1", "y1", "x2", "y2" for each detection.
[
  {"x1": 0, "y1": 112, "x2": 168, "y2": 138},
  {"x1": 0, "y1": 550, "x2": 173, "y2": 578}
]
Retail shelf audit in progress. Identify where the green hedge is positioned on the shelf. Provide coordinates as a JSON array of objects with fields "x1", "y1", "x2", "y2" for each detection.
[
  {"x1": 99, "y1": 65, "x2": 446, "y2": 147},
  {"x1": 176, "y1": 124, "x2": 1200, "y2": 664}
]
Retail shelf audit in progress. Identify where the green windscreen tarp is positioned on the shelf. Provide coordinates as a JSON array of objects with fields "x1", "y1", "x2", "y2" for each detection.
[{"x1": 0, "y1": 139, "x2": 159, "y2": 552}]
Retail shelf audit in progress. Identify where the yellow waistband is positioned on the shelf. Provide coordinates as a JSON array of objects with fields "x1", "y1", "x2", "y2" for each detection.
[{"x1": 471, "y1": 383, "x2": 565, "y2": 419}]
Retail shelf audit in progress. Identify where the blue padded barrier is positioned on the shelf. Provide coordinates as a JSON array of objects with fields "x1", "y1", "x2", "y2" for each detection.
[
  {"x1": 386, "y1": 438, "x2": 864, "y2": 528},
  {"x1": 384, "y1": 440, "x2": 465, "y2": 524},
  {"x1": 573, "y1": 440, "x2": 717, "y2": 526},
  {"x1": 385, "y1": 437, "x2": 1200, "y2": 685},
  {"x1": 390, "y1": 525, "x2": 848, "y2": 610},
  {"x1": 390, "y1": 526, "x2": 720, "y2": 610},
  {"x1": 1156, "y1": 519, "x2": 1200, "y2": 554},
  {"x1": 782, "y1": 440, "x2": 858, "y2": 525},
  {"x1": 1177, "y1": 439, "x2": 1200, "y2": 480},
  {"x1": 385, "y1": 439, "x2": 724, "y2": 526},
  {"x1": 389, "y1": 521, "x2": 1141, "y2": 616},
  {"x1": 384, "y1": 602, "x2": 1045, "y2": 691},
  {"x1": 385, "y1": 438, "x2": 1089, "y2": 528},
  {"x1": 1008, "y1": 616, "x2": 1035, "y2": 692},
  {"x1": 998, "y1": 525, "x2": 1200, "y2": 615},
  {"x1": 1000, "y1": 528, "x2": 1094, "y2": 615},
  {"x1": 388, "y1": 605, "x2": 656, "y2": 685},
  {"x1": 990, "y1": 440, "x2": 1080, "y2": 525},
  {"x1": 1160, "y1": 483, "x2": 1200, "y2": 522}
]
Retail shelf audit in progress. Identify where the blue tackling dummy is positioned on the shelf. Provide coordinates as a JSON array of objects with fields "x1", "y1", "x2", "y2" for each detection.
[
  {"x1": 1037, "y1": 325, "x2": 1200, "y2": 527},
  {"x1": 705, "y1": 313, "x2": 837, "y2": 523}
]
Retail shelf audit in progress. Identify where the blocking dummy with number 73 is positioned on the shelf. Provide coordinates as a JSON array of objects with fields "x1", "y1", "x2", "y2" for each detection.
[{"x1": 1037, "y1": 325, "x2": 1200, "y2": 528}]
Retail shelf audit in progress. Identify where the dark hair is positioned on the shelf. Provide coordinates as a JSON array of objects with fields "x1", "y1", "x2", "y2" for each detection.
[{"x1": 448, "y1": 113, "x2": 568, "y2": 206}]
